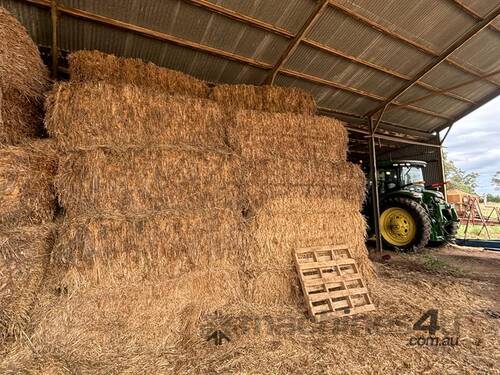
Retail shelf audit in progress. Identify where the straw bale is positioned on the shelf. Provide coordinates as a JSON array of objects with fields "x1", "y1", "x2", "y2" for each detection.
[
  {"x1": 244, "y1": 197, "x2": 373, "y2": 285},
  {"x1": 244, "y1": 159, "x2": 366, "y2": 211},
  {"x1": 69, "y1": 50, "x2": 209, "y2": 98},
  {"x1": 210, "y1": 84, "x2": 316, "y2": 114},
  {"x1": 51, "y1": 209, "x2": 245, "y2": 273},
  {"x1": 242, "y1": 269, "x2": 303, "y2": 306},
  {"x1": 45, "y1": 82, "x2": 225, "y2": 150},
  {"x1": 0, "y1": 90, "x2": 45, "y2": 144},
  {"x1": 0, "y1": 259, "x2": 242, "y2": 371},
  {"x1": 0, "y1": 139, "x2": 58, "y2": 227},
  {"x1": 0, "y1": 7, "x2": 49, "y2": 100},
  {"x1": 229, "y1": 110, "x2": 347, "y2": 161},
  {"x1": 55, "y1": 146, "x2": 241, "y2": 215},
  {"x1": 0, "y1": 224, "x2": 54, "y2": 341}
]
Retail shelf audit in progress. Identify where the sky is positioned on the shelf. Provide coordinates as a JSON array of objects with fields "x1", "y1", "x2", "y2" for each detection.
[{"x1": 441, "y1": 95, "x2": 500, "y2": 195}]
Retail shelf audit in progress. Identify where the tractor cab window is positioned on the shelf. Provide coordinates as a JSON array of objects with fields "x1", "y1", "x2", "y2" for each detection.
[
  {"x1": 378, "y1": 168, "x2": 398, "y2": 193},
  {"x1": 401, "y1": 166, "x2": 424, "y2": 186}
]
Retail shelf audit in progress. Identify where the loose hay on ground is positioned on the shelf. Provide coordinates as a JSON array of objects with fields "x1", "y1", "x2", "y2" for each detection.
[
  {"x1": 0, "y1": 224, "x2": 55, "y2": 341},
  {"x1": 69, "y1": 50, "x2": 209, "y2": 98},
  {"x1": 210, "y1": 84, "x2": 316, "y2": 114},
  {"x1": 55, "y1": 146, "x2": 241, "y2": 215},
  {"x1": 51, "y1": 209, "x2": 245, "y2": 273},
  {"x1": 45, "y1": 82, "x2": 225, "y2": 150},
  {"x1": 229, "y1": 111, "x2": 347, "y2": 161},
  {"x1": 0, "y1": 140, "x2": 58, "y2": 226}
]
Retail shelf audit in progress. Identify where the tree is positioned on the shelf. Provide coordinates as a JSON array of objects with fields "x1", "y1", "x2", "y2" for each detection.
[
  {"x1": 492, "y1": 171, "x2": 500, "y2": 191},
  {"x1": 443, "y1": 153, "x2": 479, "y2": 194}
]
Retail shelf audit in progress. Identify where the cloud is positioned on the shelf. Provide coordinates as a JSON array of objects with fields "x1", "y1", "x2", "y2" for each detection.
[{"x1": 441, "y1": 95, "x2": 500, "y2": 195}]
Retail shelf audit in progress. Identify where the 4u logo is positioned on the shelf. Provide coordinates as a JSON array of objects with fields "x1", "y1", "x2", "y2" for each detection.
[{"x1": 413, "y1": 309, "x2": 440, "y2": 335}]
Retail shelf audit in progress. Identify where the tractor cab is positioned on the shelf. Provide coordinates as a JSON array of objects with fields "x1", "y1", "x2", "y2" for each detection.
[
  {"x1": 377, "y1": 160, "x2": 426, "y2": 196},
  {"x1": 366, "y1": 160, "x2": 460, "y2": 251}
]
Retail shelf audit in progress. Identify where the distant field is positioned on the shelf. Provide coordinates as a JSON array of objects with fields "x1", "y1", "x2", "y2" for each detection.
[{"x1": 457, "y1": 223, "x2": 500, "y2": 240}]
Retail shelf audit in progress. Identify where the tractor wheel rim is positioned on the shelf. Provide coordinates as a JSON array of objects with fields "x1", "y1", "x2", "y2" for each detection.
[{"x1": 380, "y1": 207, "x2": 417, "y2": 246}]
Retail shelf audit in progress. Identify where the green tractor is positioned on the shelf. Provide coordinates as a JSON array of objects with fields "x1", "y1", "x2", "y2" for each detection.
[{"x1": 366, "y1": 160, "x2": 460, "y2": 251}]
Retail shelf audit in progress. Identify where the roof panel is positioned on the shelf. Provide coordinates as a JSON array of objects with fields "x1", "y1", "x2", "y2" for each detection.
[
  {"x1": 458, "y1": 0, "x2": 500, "y2": 17},
  {"x1": 420, "y1": 63, "x2": 500, "y2": 101},
  {"x1": 284, "y1": 44, "x2": 407, "y2": 99},
  {"x1": 449, "y1": 27, "x2": 500, "y2": 82},
  {"x1": 62, "y1": 0, "x2": 289, "y2": 64},
  {"x1": 334, "y1": 0, "x2": 476, "y2": 52},
  {"x1": 392, "y1": 88, "x2": 470, "y2": 118},
  {"x1": 382, "y1": 107, "x2": 447, "y2": 133},
  {"x1": 58, "y1": 15, "x2": 267, "y2": 84},
  {"x1": 206, "y1": 0, "x2": 317, "y2": 33},
  {"x1": 307, "y1": 7, "x2": 434, "y2": 77},
  {"x1": 275, "y1": 74, "x2": 380, "y2": 116}
]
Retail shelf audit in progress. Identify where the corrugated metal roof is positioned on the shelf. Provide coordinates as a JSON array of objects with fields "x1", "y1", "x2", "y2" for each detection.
[{"x1": 2, "y1": 0, "x2": 499, "y2": 140}]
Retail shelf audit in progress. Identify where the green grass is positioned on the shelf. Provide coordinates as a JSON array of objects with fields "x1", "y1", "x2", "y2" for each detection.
[{"x1": 457, "y1": 223, "x2": 500, "y2": 240}]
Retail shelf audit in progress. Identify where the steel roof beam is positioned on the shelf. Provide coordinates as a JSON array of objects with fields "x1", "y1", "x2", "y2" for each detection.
[
  {"x1": 447, "y1": 0, "x2": 500, "y2": 33},
  {"x1": 21, "y1": 0, "x2": 272, "y2": 70},
  {"x1": 184, "y1": 0, "x2": 294, "y2": 38},
  {"x1": 387, "y1": 68, "x2": 500, "y2": 110},
  {"x1": 266, "y1": 0, "x2": 330, "y2": 84},
  {"x1": 282, "y1": 69, "x2": 453, "y2": 120},
  {"x1": 434, "y1": 86, "x2": 500, "y2": 134},
  {"x1": 329, "y1": 1, "x2": 500, "y2": 88},
  {"x1": 301, "y1": 39, "x2": 475, "y2": 105},
  {"x1": 318, "y1": 107, "x2": 434, "y2": 140},
  {"x1": 366, "y1": 5, "x2": 500, "y2": 118}
]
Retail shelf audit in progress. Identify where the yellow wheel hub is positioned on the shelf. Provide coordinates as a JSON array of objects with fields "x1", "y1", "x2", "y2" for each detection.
[{"x1": 380, "y1": 207, "x2": 417, "y2": 246}]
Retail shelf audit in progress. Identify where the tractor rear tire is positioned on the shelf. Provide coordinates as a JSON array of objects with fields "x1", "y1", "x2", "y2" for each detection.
[{"x1": 380, "y1": 197, "x2": 432, "y2": 252}]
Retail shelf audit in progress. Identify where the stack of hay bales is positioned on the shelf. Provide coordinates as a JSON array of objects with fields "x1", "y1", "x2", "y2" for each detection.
[
  {"x1": 30, "y1": 52, "x2": 244, "y2": 362},
  {"x1": 211, "y1": 85, "x2": 373, "y2": 307},
  {"x1": 0, "y1": 8, "x2": 56, "y2": 342}
]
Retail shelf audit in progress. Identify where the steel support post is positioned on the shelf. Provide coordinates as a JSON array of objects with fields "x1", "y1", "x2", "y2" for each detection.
[
  {"x1": 437, "y1": 134, "x2": 448, "y2": 202},
  {"x1": 368, "y1": 117, "x2": 383, "y2": 252}
]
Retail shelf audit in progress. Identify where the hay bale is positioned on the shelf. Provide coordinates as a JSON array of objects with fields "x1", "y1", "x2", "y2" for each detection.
[
  {"x1": 0, "y1": 261, "x2": 242, "y2": 373},
  {"x1": 0, "y1": 90, "x2": 45, "y2": 144},
  {"x1": 0, "y1": 140, "x2": 58, "y2": 227},
  {"x1": 244, "y1": 160, "x2": 366, "y2": 211},
  {"x1": 242, "y1": 269, "x2": 303, "y2": 306},
  {"x1": 0, "y1": 7, "x2": 49, "y2": 145},
  {"x1": 211, "y1": 84, "x2": 316, "y2": 114},
  {"x1": 51, "y1": 209, "x2": 245, "y2": 272},
  {"x1": 0, "y1": 7, "x2": 48, "y2": 100},
  {"x1": 55, "y1": 146, "x2": 241, "y2": 215},
  {"x1": 0, "y1": 224, "x2": 55, "y2": 341},
  {"x1": 69, "y1": 50, "x2": 209, "y2": 98},
  {"x1": 244, "y1": 197, "x2": 373, "y2": 279},
  {"x1": 228, "y1": 111, "x2": 347, "y2": 161},
  {"x1": 45, "y1": 82, "x2": 225, "y2": 150}
]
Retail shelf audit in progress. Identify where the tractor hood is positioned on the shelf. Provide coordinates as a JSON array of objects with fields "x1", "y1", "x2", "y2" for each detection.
[{"x1": 423, "y1": 189, "x2": 445, "y2": 201}]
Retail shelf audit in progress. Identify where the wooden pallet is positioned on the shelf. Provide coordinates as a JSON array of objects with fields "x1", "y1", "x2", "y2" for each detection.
[{"x1": 294, "y1": 244, "x2": 375, "y2": 323}]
